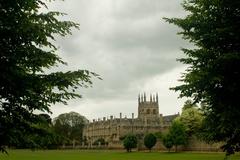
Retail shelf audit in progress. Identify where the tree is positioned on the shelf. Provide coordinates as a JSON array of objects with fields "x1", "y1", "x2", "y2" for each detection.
[
  {"x1": 165, "y1": 0, "x2": 240, "y2": 156},
  {"x1": 163, "y1": 134, "x2": 173, "y2": 152},
  {"x1": 53, "y1": 112, "x2": 88, "y2": 147},
  {"x1": 168, "y1": 120, "x2": 187, "y2": 152},
  {"x1": 144, "y1": 133, "x2": 157, "y2": 152},
  {"x1": 182, "y1": 100, "x2": 198, "y2": 111},
  {"x1": 0, "y1": 0, "x2": 99, "y2": 152},
  {"x1": 178, "y1": 101, "x2": 203, "y2": 136},
  {"x1": 9, "y1": 114, "x2": 62, "y2": 149},
  {"x1": 38, "y1": 114, "x2": 52, "y2": 125},
  {"x1": 123, "y1": 134, "x2": 138, "y2": 152},
  {"x1": 154, "y1": 132, "x2": 163, "y2": 140},
  {"x1": 93, "y1": 138, "x2": 106, "y2": 146}
]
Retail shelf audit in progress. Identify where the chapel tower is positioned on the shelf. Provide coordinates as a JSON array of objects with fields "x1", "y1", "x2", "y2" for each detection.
[{"x1": 138, "y1": 93, "x2": 159, "y2": 121}]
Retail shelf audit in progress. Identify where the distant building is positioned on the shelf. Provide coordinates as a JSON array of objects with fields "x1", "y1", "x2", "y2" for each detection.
[{"x1": 82, "y1": 93, "x2": 179, "y2": 148}]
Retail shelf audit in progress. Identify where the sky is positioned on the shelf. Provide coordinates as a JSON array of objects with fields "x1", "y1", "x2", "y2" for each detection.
[{"x1": 46, "y1": 0, "x2": 191, "y2": 120}]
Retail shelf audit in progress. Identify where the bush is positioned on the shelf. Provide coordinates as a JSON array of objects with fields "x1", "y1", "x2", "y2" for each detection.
[
  {"x1": 163, "y1": 134, "x2": 173, "y2": 152},
  {"x1": 144, "y1": 133, "x2": 157, "y2": 151},
  {"x1": 123, "y1": 134, "x2": 137, "y2": 152},
  {"x1": 93, "y1": 138, "x2": 106, "y2": 146}
]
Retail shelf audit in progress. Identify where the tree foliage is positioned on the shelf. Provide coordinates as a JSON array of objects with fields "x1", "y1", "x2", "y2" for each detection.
[
  {"x1": 154, "y1": 132, "x2": 163, "y2": 140},
  {"x1": 163, "y1": 133, "x2": 173, "y2": 152},
  {"x1": 123, "y1": 134, "x2": 138, "y2": 152},
  {"x1": 182, "y1": 100, "x2": 198, "y2": 111},
  {"x1": 165, "y1": 0, "x2": 240, "y2": 155},
  {"x1": 0, "y1": 0, "x2": 99, "y2": 152},
  {"x1": 168, "y1": 120, "x2": 187, "y2": 152},
  {"x1": 8, "y1": 114, "x2": 61, "y2": 149},
  {"x1": 178, "y1": 100, "x2": 203, "y2": 136},
  {"x1": 144, "y1": 133, "x2": 157, "y2": 151},
  {"x1": 93, "y1": 138, "x2": 106, "y2": 146},
  {"x1": 53, "y1": 112, "x2": 88, "y2": 145}
]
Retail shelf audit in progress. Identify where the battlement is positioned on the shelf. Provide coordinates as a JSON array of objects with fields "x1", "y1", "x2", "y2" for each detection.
[{"x1": 90, "y1": 112, "x2": 135, "y2": 124}]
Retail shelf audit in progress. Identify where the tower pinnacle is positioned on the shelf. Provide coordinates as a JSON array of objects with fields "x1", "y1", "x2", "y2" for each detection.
[{"x1": 156, "y1": 93, "x2": 158, "y2": 103}]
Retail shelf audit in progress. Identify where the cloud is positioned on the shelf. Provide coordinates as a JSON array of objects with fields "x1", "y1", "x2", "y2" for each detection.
[
  {"x1": 51, "y1": 66, "x2": 188, "y2": 120},
  {"x1": 46, "y1": 0, "x2": 190, "y2": 119}
]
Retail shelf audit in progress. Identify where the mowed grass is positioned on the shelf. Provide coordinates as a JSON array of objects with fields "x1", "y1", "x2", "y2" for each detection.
[{"x1": 1, "y1": 150, "x2": 240, "y2": 160}]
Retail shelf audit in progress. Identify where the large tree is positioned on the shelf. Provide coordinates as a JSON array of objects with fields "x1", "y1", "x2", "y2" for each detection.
[
  {"x1": 11, "y1": 114, "x2": 62, "y2": 149},
  {"x1": 168, "y1": 120, "x2": 187, "y2": 152},
  {"x1": 53, "y1": 112, "x2": 88, "y2": 146},
  {"x1": 177, "y1": 100, "x2": 203, "y2": 137},
  {"x1": 165, "y1": 0, "x2": 240, "y2": 155},
  {"x1": 0, "y1": 0, "x2": 99, "y2": 152}
]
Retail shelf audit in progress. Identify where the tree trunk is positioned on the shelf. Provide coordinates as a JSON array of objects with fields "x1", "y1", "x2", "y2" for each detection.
[
  {"x1": 175, "y1": 145, "x2": 178, "y2": 152},
  {"x1": 72, "y1": 139, "x2": 75, "y2": 148}
]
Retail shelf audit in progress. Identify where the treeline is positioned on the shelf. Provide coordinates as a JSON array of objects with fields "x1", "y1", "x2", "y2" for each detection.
[
  {"x1": 8, "y1": 112, "x2": 88, "y2": 149},
  {"x1": 121, "y1": 121, "x2": 187, "y2": 152},
  {"x1": 120, "y1": 100, "x2": 204, "y2": 152},
  {"x1": 6, "y1": 100, "x2": 210, "y2": 151}
]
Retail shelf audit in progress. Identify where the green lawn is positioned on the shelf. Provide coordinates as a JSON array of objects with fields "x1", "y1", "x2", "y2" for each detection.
[{"x1": 1, "y1": 150, "x2": 240, "y2": 160}]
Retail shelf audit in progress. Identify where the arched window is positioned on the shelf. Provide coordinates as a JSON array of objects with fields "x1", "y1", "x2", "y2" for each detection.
[
  {"x1": 147, "y1": 109, "x2": 150, "y2": 114},
  {"x1": 153, "y1": 109, "x2": 156, "y2": 114}
]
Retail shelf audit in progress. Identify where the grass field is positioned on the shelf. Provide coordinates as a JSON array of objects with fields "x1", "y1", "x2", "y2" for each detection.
[{"x1": 1, "y1": 150, "x2": 240, "y2": 160}]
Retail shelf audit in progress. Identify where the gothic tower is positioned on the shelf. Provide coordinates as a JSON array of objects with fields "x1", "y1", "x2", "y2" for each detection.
[{"x1": 138, "y1": 93, "x2": 159, "y2": 121}]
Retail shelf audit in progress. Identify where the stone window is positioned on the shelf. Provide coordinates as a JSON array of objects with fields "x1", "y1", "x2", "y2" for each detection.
[
  {"x1": 153, "y1": 109, "x2": 156, "y2": 114},
  {"x1": 147, "y1": 109, "x2": 150, "y2": 114}
]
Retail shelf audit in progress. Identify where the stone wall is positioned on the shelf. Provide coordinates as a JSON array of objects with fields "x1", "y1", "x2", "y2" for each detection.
[{"x1": 83, "y1": 117, "x2": 166, "y2": 147}]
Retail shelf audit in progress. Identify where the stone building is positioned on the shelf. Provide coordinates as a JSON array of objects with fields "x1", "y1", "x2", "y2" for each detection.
[{"x1": 82, "y1": 93, "x2": 178, "y2": 148}]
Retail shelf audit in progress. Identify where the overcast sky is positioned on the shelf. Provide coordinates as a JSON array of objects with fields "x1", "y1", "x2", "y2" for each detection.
[{"x1": 47, "y1": 0, "x2": 190, "y2": 120}]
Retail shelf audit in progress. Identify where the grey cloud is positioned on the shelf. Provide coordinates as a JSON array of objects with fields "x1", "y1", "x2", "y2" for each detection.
[
  {"x1": 47, "y1": 0, "x2": 189, "y2": 118},
  {"x1": 109, "y1": 0, "x2": 185, "y2": 19}
]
